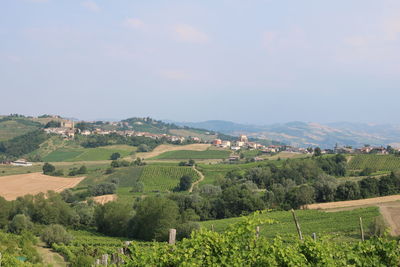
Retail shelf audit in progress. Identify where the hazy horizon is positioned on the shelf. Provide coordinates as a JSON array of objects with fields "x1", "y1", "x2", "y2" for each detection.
[{"x1": 1, "y1": 1, "x2": 400, "y2": 124}]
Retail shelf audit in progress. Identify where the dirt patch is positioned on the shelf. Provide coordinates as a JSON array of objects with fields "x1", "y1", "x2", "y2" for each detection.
[
  {"x1": 92, "y1": 194, "x2": 117, "y2": 204},
  {"x1": 306, "y1": 195, "x2": 400, "y2": 210},
  {"x1": 36, "y1": 242, "x2": 67, "y2": 267},
  {"x1": 0, "y1": 172, "x2": 84, "y2": 200},
  {"x1": 379, "y1": 202, "x2": 400, "y2": 236},
  {"x1": 138, "y1": 144, "x2": 211, "y2": 159}
]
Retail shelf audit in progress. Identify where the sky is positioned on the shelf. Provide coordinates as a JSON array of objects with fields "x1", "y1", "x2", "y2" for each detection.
[{"x1": 1, "y1": 0, "x2": 400, "y2": 124}]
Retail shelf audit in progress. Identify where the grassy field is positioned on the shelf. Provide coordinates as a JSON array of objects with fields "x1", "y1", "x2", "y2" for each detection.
[
  {"x1": 348, "y1": 154, "x2": 400, "y2": 172},
  {"x1": 200, "y1": 207, "x2": 380, "y2": 241},
  {"x1": 42, "y1": 145, "x2": 136, "y2": 162},
  {"x1": 0, "y1": 119, "x2": 40, "y2": 141},
  {"x1": 139, "y1": 165, "x2": 200, "y2": 192},
  {"x1": 151, "y1": 149, "x2": 231, "y2": 160}
]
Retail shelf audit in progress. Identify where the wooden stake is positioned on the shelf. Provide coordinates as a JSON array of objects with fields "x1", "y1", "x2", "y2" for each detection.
[
  {"x1": 291, "y1": 209, "x2": 303, "y2": 240},
  {"x1": 359, "y1": 217, "x2": 365, "y2": 241},
  {"x1": 169, "y1": 229, "x2": 177, "y2": 245},
  {"x1": 211, "y1": 224, "x2": 214, "y2": 232},
  {"x1": 256, "y1": 226, "x2": 260, "y2": 239},
  {"x1": 312, "y1": 232, "x2": 317, "y2": 241}
]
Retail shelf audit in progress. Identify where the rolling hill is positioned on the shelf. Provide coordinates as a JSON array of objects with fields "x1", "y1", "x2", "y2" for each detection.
[{"x1": 176, "y1": 120, "x2": 400, "y2": 148}]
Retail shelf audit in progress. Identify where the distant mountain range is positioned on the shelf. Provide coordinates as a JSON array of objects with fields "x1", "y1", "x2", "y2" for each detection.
[{"x1": 174, "y1": 120, "x2": 400, "y2": 148}]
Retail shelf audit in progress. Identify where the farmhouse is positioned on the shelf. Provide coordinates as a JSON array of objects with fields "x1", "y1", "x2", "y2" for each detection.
[{"x1": 11, "y1": 159, "x2": 33, "y2": 167}]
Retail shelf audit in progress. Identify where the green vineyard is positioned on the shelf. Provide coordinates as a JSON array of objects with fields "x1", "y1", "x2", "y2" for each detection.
[
  {"x1": 139, "y1": 166, "x2": 200, "y2": 192},
  {"x1": 348, "y1": 154, "x2": 400, "y2": 171}
]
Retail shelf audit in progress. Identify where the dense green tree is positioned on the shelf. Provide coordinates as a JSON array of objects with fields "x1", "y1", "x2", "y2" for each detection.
[
  {"x1": 176, "y1": 175, "x2": 193, "y2": 191},
  {"x1": 42, "y1": 162, "x2": 55, "y2": 174},
  {"x1": 313, "y1": 175, "x2": 337, "y2": 202},
  {"x1": 335, "y1": 181, "x2": 360, "y2": 201},
  {"x1": 110, "y1": 152, "x2": 121, "y2": 160},
  {"x1": 137, "y1": 144, "x2": 150, "y2": 152},
  {"x1": 9, "y1": 214, "x2": 33, "y2": 234},
  {"x1": 130, "y1": 197, "x2": 179, "y2": 241},
  {"x1": 214, "y1": 184, "x2": 265, "y2": 218},
  {"x1": 285, "y1": 184, "x2": 315, "y2": 209},
  {"x1": 314, "y1": 147, "x2": 322, "y2": 156},
  {"x1": 359, "y1": 177, "x2": 379, "y2": 198},
  {"x1": 94, "y1": 202, "x2": 132, "y2": 236},
  {"x1": 41, "y1": 224, "x2": 73, "y2": 246},
  {"x1": 0, "y1": 196, "x2": 11, "y2": 228}
]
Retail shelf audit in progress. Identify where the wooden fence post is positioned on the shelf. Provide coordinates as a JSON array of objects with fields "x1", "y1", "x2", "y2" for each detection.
[
  {"x1": 101, "y1": 254, "x2": 109, "y2": 266},
  {"x1": 169, "y1": 229, "x2": 176, "y2": 245},
  {"x1": 312, "y1": 233, "x2": 317, "y2": 241},
  {"x1": 291, "y1": 209, "x2": 303, "y2": 240},
  {"x1": 359, "y1": 217, "x2": 365, "y2": 241},
  {"x1": 256, "y1": 226, "x2": 260, "y2": 239},
  {"x1": 211, "y1": 224, "x2": 214, "y2": 232}
]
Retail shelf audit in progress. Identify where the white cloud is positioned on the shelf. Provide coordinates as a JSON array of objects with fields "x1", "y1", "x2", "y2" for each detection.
[
  {"x1": 160, "y1": 70, "x2": 190, "y2": 80},
  {"x1": 81, "y1": 1, "x2": 100, "y2": 12},
  {"x1": 124, "y1": 18, "x2": 145, "y2": 30},
  {"x1": 173, "y1": 24, "x2": 209, "y2": 44}
]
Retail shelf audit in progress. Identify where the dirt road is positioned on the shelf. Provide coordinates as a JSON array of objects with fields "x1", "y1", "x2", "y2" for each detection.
[
  {"x1": 189, "y1": 166, "x2": 204, "y2": 193},
  {"x1": 0, "y1": 172, "x2": 84, "y2": 200}
]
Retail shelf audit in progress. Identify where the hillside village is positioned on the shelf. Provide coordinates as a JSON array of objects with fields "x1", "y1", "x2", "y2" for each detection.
[{"x1": 41, "y1": 117, "x2": 400, "y2": 157}]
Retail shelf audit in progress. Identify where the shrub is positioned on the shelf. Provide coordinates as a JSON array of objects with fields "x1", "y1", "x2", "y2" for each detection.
[
  {"x1": 9, "y1": 214, "x2": 33, "y2": 234},
  {"x1": 88, "y1": 183, "x2": 117, "y2": 196},
  {"x1": 369, "y1": 216, "x2": 388, "y2": 237},
  {"x1": 41, "y1": 224, "x2": 72, "y2": 247},
  {"x1": 42, "y1": 162, "x2": 55, "y2": 174},
  {"x1": 110, "y1": 152, "x2": 121, "y2": 160}
]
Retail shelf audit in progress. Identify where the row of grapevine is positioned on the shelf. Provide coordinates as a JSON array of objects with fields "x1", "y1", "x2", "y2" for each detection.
[
  {"x1": 348, "y1": 155, "x2": 400, "y2": 171},
  {"x1": 139, "y1": 166, "x2": 200, "y2": 192}
]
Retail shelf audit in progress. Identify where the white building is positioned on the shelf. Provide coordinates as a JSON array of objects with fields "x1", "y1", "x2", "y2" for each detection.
[{"x1": 11, "y1": 159, "x2": 33, "y2": 167}]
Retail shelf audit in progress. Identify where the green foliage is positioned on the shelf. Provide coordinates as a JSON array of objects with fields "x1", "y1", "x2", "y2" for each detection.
[
  {"x1": 348, "y1": 154, "x2": 400, "y2": 172},
  {"x1": 110, "y1": 152, "x2": 121, "y2": 160},
  {"x1": 119, "y1": 213, "x2": 400, "y2": 267},
  {"x1": 8, "y1": 214, "x2": 33, "y2": 234},
  {"x1": 175, "y1": 175, "x2": 193, "y2": 191},
  {"x1": 139, "y1": 166, "x2": 200, "y2": 193},
  {"x1": 94, "y1": 202, "x2": 133, "y2": 237},
  {"x1": 200, "y1": 207, "x2": 379, "y2": 241},
  {"x1": 152, "y1": 149, "x2": 231, "y2": 160},
  {"x1": 137, "y1": 144, "x2": 150, "y2": 152},
  {"x1": 130, "y1": 197, "x2": 180, "y2": 241},
  {"x1": 88, "y1": 183, "x2": 117, "y2": 196},
  {"x1": 0, "y1": 130, "x2": 49, "y2": 158},
  {"x1": 41, "y1": 224, "x2": 73, "y2": 246},
  {"x1": 0, "y1": 231, "x2": 42, "y2": 265},
  {"x1": 42, "y1": 162, "x2": 55, "y2": 174},
  {"x1": 44, "y1": 120, "x2": 61, "y2": 128}
]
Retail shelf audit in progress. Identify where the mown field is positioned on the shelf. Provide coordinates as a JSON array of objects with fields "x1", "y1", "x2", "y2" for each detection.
[
  {"x1": 348, "y1": 154, "x2": 400, "y2": 172},
  {"x1": 151, "y1": 149, "x2": 231, "y2": 160},
  {"x1": 200, "y1": 207, "x2": 380, "y2": 241},
  {"x1": 42, "y1": 145, "x2": 136, "y2": 162}
]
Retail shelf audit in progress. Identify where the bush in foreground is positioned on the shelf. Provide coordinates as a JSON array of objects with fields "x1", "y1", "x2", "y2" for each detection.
[{"x1": 122, "y1": 212, "x2": 400, "y2": 266}]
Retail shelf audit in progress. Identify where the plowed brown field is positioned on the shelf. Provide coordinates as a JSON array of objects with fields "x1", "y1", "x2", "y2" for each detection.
[{"x1": 0, "y1": 172, "x2": 84, "y2": 200}]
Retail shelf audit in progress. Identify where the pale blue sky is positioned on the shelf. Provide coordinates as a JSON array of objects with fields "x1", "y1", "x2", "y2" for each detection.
[{"x1": 1, "y1": 0, "x2": 399, "y2": 124}]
